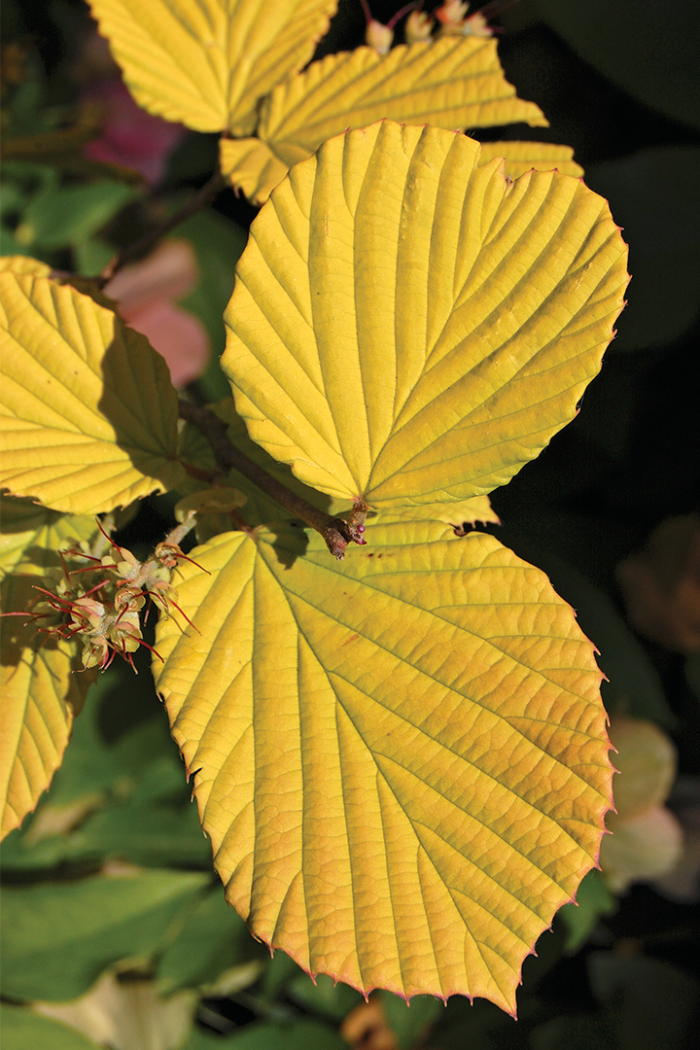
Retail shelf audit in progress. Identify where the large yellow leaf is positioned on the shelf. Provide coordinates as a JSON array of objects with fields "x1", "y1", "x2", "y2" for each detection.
[
  {"x1": 223, "y1": 122, "x2": 628, "y2": 509},
  {"x1": 0, "y1": 268, "x2": 185, "y2": 514},
  {"x1": 154, "y1": 521, "x2": 612, "y2": 1012},
  {"x1": 0, "y1": 498, "x2": 98, "y2": 838},
  {"x1": 89, "y1": 0, "x2": 338, "y2": 135},
  {"x1": 220, "y1": 36, "x2": 548, "y2": 202},
  {"x1": 221, "y1": 137, "x2": 583, "y2": 207}
]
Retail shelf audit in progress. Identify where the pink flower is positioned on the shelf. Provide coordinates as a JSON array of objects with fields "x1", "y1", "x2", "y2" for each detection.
[{"x1": 105, "y1": 240, "x2": 210, "y2": 388}]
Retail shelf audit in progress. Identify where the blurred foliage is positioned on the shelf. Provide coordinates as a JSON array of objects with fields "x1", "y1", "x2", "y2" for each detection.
[{"x1": 1, "y1": 1, "x2": 699, "y2": 1048}]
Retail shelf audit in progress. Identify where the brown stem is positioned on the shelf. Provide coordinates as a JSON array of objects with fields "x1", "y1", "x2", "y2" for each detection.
[
  {"x1": 178, "y1": 401, "x2": 364, "y2": 559},
  {"x1": 98, "y1": 170, "x2": 225, "y2": 285}
]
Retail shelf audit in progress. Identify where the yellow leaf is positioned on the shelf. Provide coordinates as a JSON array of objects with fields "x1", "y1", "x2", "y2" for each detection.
[
  {"x1": 0, "y1": 256, "x2": 52, "y2": 277},
  {"x1": 0, "y1": 501, "x2": 98, "y2": 839},
  {"x1": 154, "y1": 521, "x2": 613, "y2": 1011},
  {"x1": 89, "y1": 0, "x2": 338, "y2": 135},
  {"x1": 223, "y1": 121, "x2": 629, "y2": 510},
  {"x1": 478, "y1": 141, "x2": 584, "y2": 179},
  {"x1": 219, "y1": 138, "x2": 291, "y2": 205},
  {"x1": 222, "y1": 37, "x2": 548, "y2": 202},
  {"x1": 0, "y1": 268, "x2": 185, "y2": 514}
]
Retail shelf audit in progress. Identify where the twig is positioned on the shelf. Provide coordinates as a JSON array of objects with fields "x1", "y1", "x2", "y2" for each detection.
[
  {"x1": 98, "y1": 170, "x2": 225, "y2": 284},
  {"x1": 178, "y1": 400, "x2": 366, "y2": 559}
]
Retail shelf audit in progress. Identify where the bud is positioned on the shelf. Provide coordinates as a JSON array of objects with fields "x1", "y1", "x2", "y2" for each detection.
[
  {"x1": 435, "y1": 0, "x2": 469, "y2": 25},
  {"x1": 405, "y1": 10, "x2": 433, "y2": 43},
  {"x1": 435, "y1": 1, "x2": 493, "y2": 38},
  {"x1": 365, "y1": 19, "x2": 394, "y2": 54}
]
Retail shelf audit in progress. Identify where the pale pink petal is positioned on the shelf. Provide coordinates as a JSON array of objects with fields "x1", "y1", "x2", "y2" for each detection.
[
  {"x1": 123, "y1": 300, "x2": 210, "y2": 388},
  {"x1": 105, "y1": 240, "x2": 199, "y2": 315}
]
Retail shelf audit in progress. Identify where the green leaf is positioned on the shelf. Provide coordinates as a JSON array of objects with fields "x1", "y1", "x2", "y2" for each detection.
[
  {"x1": 20, "y1": 180, "x2": 135, "y2": 251},
  {"x1": 0, "y1": 500, "x2": 99, "y2": 838},
  {"x1": 223, "y1": 122, "x2": 628, "y2": 511},
  {"x1": 74, "y1": 238, "x2": 115, "y2": 278},
  {"x1": 88, "y1": 0, "x2": 338, "y2": 136},
  {"x1": 0, "y1": 264, "x2": 185, "y2": 514},
  {"x1": 221, "y1": 37, "x2": 548, "y2": 203},
  {"x1": 379, "y1": 990, "x2": 442, "y2": 1050},
  {"x1": 154, "y1": 522, "x2": 612, "y2": 1013},
  {"x1": 157, "y1": 885, "x2": 258, "y2": 994},
  {"x1": 0, "y1": 1005, "x2": 102, "y2": 1050},
  {"x1": 287, "y1": 972, "x2": 362, "y2": 1021},
  {"x1": 0, "y1": 869, "x2": 209, "y2": 1002},
  {"x1": 181, "y1": 1019, "x2": 348, "y2": 1050},
  {"x1": 558, "y1": 869, "x2": 617, "y2": 953}
]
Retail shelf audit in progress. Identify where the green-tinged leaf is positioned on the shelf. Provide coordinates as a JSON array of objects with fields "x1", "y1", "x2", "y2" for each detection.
[
  {"x1": 223, "y1": 122, "x2": 628, "y2": 510},
  {"x1": 287, "y1": 972, "x2": 362, "y2": 1021},
  {"x1": 19, "y1": 180, "x2": 135, "y2": 250},
  {"x1": 0, "y1": 697, "x2": 207, "y2": 871},
  {"x1": 181, "y1": 1019, "x2": 347, "y2": 1050},
  {"x1": 221, "y1": 37, "x2": 548, "y2": 203},
  {"x1": 154, "y1": 522, "x2": 613, "y2": 1012},
  {"x1": 89, "y1": 0, "x2": 338, "y2": 135},
  {"x1": 0, "y1": 869, "x2": 209, "y2": 1001},
  {"x1": 0, "y1": 266, "x2": 185, "y2": 513},
  {"x1": 74, "y1": 238, "x2": 115, "y2": 278},
  {"x1": 0, "y1": 499, "x2": 101, "y2": 838},
  {"x1": 157, "y1": 885, "x2": 258, "y2": 994},
  {"x1": 379, "y1": 990, "x2": 443, "y2": 1050},
  {"x1": 558, "y1": 869, "x2": 617, "y2": 953},
  {"x1": 0, "y1": 1005, "x2": 102, "y2": 1050}
]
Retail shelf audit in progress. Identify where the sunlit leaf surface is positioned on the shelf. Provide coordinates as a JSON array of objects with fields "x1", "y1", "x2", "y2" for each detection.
[
  {"x1": 221, "y1": 37, "x2": 547, "y2": 202},
  {"x1": 222, "y1": 137, "x2": 583, "y2": 207},
  {"x1": 477, "y1": 141, "x2": 583, "y2": 179},
  {"x1": 0, "y1": 256, "x2": 52, "y2": 277},
  {"x1": 0, "y1": 268, "x2": 184, "y2": 514},
  {"x1": 89, "y1": 0, "x2": 338, "y2": 135},
  {"x1": 0, "y1": 501, "x2": 100, "y2": 839},
  {"x1": 223, "y1": 122, "x2": 628, "y2": 509},
  {"x1": 155, "y1": 522, "x2": 613, "y2": 1011}
]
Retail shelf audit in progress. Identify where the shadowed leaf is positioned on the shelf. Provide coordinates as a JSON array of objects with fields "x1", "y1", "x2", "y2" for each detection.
[
  {"x1": 0, "y1": 499, "x2": 99, "y2": 839},
  {"x1": 0, "y1": 265, "x2": 184, "y2": 514}
]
